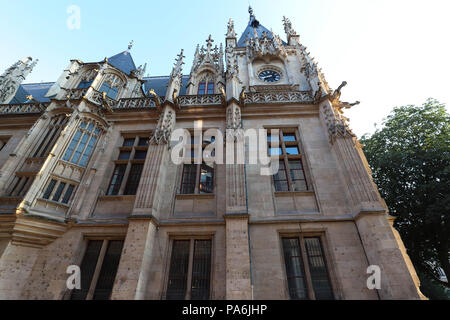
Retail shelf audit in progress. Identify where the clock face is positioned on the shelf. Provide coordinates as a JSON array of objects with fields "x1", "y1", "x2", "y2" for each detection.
[{"x1": 258, "y1": 70, "x2": 281, "y2": 83}]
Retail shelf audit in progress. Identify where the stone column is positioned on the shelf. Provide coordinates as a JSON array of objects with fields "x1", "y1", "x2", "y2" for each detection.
[
  {"x1": 110, "y1": 217, "x2": 157, "y2": 300},
  {"x1": 225, "y1": 215, "x2": 252, "y2": 300},
  {"x1": 112, "y1": 102, "x2": 176, "y2": 300},
  {"x1": 355, "y1": 214, "x2": 422, "y2": 300}
]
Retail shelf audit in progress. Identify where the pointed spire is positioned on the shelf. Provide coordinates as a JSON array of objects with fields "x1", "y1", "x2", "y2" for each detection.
[
  {"x1": 128, "y1": 40, "x2": 134, "y2": 51},
  {"x1": 249, "y1": 6, "x2": 254, "y2": 19},
  {"x1": 171, "y1": 49, "x2": 185, "y2": 80},
  {"x1": 0, "y1": 57, "x2": 38, "y2": 104}
]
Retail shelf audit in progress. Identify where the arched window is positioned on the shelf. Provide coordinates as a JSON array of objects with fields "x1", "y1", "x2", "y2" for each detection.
[
  {"x1": 197, "y1": 80, "x2": 215, "y2": 95},
  {"x1": 99, "y1": 74, "x2": 123, "y2": 100}
]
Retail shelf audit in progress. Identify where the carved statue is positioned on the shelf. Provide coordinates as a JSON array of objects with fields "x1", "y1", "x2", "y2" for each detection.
[{"x1": 226, "y1": 19, "x2": 237, "y2": 38}]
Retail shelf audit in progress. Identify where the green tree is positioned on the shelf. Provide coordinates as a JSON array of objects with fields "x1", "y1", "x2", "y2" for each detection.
[{"x1": 360, "y1": 98, "x2": 450, "y2": 292}]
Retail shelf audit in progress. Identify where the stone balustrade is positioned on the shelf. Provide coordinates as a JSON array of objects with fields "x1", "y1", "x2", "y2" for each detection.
[
  {"x1": 244, "y1": 91, "x2": 313, "y2": 104},
  {"x1": 0, "y1": 103, "x2": 45, "y2": 115}
]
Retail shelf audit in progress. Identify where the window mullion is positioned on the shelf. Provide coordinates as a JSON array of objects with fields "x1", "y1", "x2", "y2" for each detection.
[
  {"x1": 86, "y1": 240, "x2": 109, "y2": 301},
  {"x1": 300, "y1": 237, "x2": 316, "y2": 300},
  {"x1": 68, "y1": 130, "x2": 86, "y2": 163},
  {"x1": 118, "y1": 162, "x2": 132, "y2": 195},
  {"x1": 194, "y1": 164, "x2": 201, "y2": 194},
  {"x1": 186, "y1": 240, "x2": 195, "y2": 300}
]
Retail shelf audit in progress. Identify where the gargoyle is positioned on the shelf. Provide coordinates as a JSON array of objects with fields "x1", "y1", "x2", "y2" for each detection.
[
  {"x1": 314, "y1": 82, "x2": 323, "y2": 104},
  {"x1": 101, "y1": 92, "x2": 114, "y2": 113},
  {"x1": 219, "y1": 86, "x2": 226, "y2": 105},
  {"x1": 172, "y1": 88, "x2": 180, "y2": 109},
  {"x1": 331, "y1": 81, "x2": 347, "y2": 103},
  {"x1": 149, "y1": 89, "x2": 161, "y2": 111},
  {"x1": 239, "y1": 86, "x2": 246, "y2": 106}
]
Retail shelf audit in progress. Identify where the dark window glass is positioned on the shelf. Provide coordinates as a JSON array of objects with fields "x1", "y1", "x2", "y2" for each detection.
[
  {"x1": 79, "y1": 135, "x2": 97, "y2": 167},
  {"x1": 61, "y1": 185, "x2": 75, "y2": 204},
  {"x1": 118, "y1": 151, "x2": 131, "y2": 160},
  {"x1": 134, "y1": 150, "x2": 147, "y2": 160},
  {"x1": 70, "y1": 240, "x2": 103, "y2": 300},
  {"x1": 207, "y1": 83, "x2": 214, "y2": 95},
  {"x1": 199, "y1": 164, "x2": 214, "y2": 194},
  {"x1": 99, "y1": 82, "x2": 119, "y2": 100},
  {"x1": 191, "y1": 240, "x2": 212, "y2": 300},
  {"x1": 124, "y1": 164, "x2": 143, "y2": 195},
  {"x1": 93, "y1": 240, "x2": 124, "y2": 300},
  {"x1": 107, "y1": 165, "x2": 126, "y2": 196},
  {"x1": 43, "y1": 180, "x2": 57, "y2": 199},
  {"x1": 52, "y1": 182, "x2": 66, "y2": 202},
  {"x1": 274, "y1": 161, "x2": 289, "y2": 192},
  {"x1": 138, "y1": 137, "x2": 149, "y2": 146},
  {"x1": 282, "y1": 238, "x2": 308, "y2": 300},
  {"x1": 180, "y1": 164, "x2": 197, "y2": 194},
  {"x1": 63, "y1": 130, "x2": 82, "y2": 161},
  {"x1": 197, "y1": 82, "x2": 206, "y2": 95},
  {"x1": 304, "y1": 238, "x2": 334, "y2": 300},
  {"x1": 123, "y1": 139, "x2": 135, "y2": 147},
  {"x1": 78, "y1": 80, "x2": 93, "y2": 89},
  {"x1": 71, "y1": 133, "x2": 89, "y2": 164},
  {"x1": 166, "y1": 240, "x2": 190, "y2": 300}
]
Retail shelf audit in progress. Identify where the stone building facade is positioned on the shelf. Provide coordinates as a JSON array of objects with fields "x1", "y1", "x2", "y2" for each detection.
[{"x1": 0, "y1": 9, "x2": 423, "y2": 300}]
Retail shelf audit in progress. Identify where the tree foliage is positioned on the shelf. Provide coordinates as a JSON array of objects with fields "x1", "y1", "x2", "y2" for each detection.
[{"x1": 360, "y1": 98, "x2": 450, "y2": 289}]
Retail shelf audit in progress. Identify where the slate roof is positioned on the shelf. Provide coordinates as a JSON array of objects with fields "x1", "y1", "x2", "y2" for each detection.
[
  {"x1": 108, "y1": 51, "x2": 137, "y2": 76},
  {"x1": 142, "y1": 75, "x2": 189, "y2": 97},
  {"x1": 8, "y1": 82, "x2": 53, "y2": 104},
  {"x1": 237, "y1": 16, "x2": 287, "y2": 47}
]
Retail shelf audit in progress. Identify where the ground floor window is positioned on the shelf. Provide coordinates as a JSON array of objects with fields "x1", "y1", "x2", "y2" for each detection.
[
  {"x1": 70, "y1": 239, "x2": 124, "y2": 300},
  {"x1": 282, "y1": 236, "x2": 334, "y2": 300},
  {"x1": 166, "y1": 239, "x2": 212, "y2": 300}
]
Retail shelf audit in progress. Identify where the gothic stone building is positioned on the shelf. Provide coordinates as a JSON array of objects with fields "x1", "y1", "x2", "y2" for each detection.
[{"x1": 0, "y1": 10, "x2": 423, "y2": 300}]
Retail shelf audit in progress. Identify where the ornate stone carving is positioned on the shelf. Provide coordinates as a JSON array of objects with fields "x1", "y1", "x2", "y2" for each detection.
[
  {"x1": 244, "y1": 90, "x2": 312, "y2": 104},
  {"x1": 322, "y1": 82, "x2": 360, "y2": 144},
  {"x1": 226, "y1": 104, "x2": 242, "y2": 130},
  {"x1": 226, "y1": 19, "x2": 237, "y2": 38},
  {"x1": 246, "y1": 30, "x2": 287, "y2": 60},
  {"x1": 0, "y1": 57, "x2": 38, "y2": 104},
  {"x1": 150, "y1": 108, "x2": 175, "y2": 145},
  {"x1": 283, "y1": 16, "x2": 297, "y2": 37},
  {"x1": 190, "y1": 36, "x2": 224, "y2": 76},
  {"x1": 226, "y1": 44, "x2": 240, "y2": 80}
]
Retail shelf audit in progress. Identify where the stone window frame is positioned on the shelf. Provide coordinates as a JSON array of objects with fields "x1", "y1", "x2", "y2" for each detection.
[
  {"x1": 267, "y1": 127, "x2": 312, "y2": 193},
  {"x1": 162, "y1": 234, "x2": 215, "y2": 300},
  {"x1": 0, "y1": 135, "x2": 11, "y2": 152},
  {"x1": 31, "y1": 114, "x2": 69, "y2": 159},
  {"x1": 178, "y1": 130, "x2": 216, "y2": 195},
  {"x1": 41, "y1": 177, "x2": 77, "y2": 206},
  {"x1": 97, "y1": 72, "x2": 125, "y2": 100},
  {"x1": 106, "y1": 134, "x2": 150, "y2": 196},
  {"x1": 66, "y1": 236, "x2": 125, "y2": 300},
  {"x1": 278, "y1": 231, "x2": 336, "y2": 300}
]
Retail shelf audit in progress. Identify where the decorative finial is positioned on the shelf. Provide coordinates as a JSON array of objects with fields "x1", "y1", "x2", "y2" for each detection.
[
  {"x1": 249, "y1": 6, "x2": 254, "y2": 18},
  {"x1": 128, "y1": 40, "x2": 134, "y2": 51}
]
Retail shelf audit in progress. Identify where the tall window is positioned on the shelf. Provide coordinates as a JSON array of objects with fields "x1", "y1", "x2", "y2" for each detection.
[
  {"x1": 179, "y1": 135, "x2": 214, "y2": 195},
  {"x1": 166, "y1": 239, "x2": 212, "y2": 300},
  {"x1": 197, "y1": 80, "x2": 215, "y2": 95},
  {"x1": 282, "y1": 236, "x2": 334, "y2": 300},
  {"x1": 33, "y1": 115, "x2": 69, "y2": 158},
  {"x1": 62, "y1": 121, "x2": 102, "y2": 167},
  {"x1": 106, "y1": 136, "x2": 149, "y2": 196},
  {"x1": 268, "y1": 129, "x2": 309, "y2": 192},
  {"x1": 70, "y1": 239, "x2": 124, "y2": 300}
]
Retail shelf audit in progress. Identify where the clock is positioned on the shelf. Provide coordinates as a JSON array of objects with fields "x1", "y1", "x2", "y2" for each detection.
[{"x1": 258, "y1": 70, "x2": 281, "y2": 83}]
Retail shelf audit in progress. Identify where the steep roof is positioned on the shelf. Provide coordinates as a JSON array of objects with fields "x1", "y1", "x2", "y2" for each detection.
[
  {"x1": 237, "y1": 15, "x2": 287, "y2": 47},
  {"x1": 8, "y1": 82, "x2": 53, "y2": 104},
  {"x1": 142, "y1": 75, "x2": 189, "y2": 97},
  {"x1": 108, "y1": 51, "x2": 137, "y2": 75}
]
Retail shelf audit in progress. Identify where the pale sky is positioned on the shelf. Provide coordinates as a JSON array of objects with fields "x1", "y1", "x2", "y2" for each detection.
[{"x1": 0, "y1": 0, "x2": 449, "y2": 137}]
